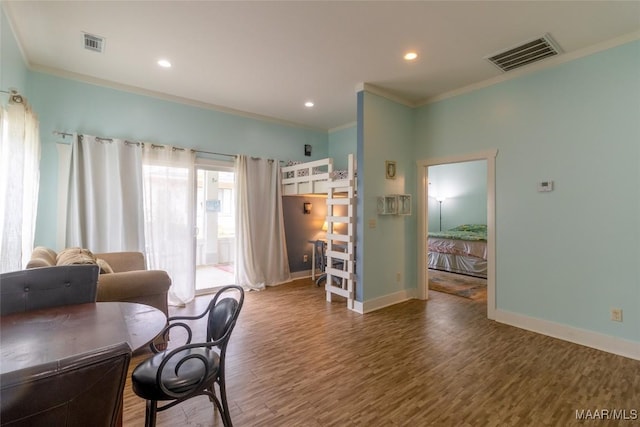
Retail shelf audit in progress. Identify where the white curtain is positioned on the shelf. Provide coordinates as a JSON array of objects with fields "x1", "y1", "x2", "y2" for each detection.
[
  {"x1": 0, "y1": 100, "x2": 40, "y2": 273},
  {"x1": 66, "y1": 135, "x2": 145, "y2": 253},
  {"x1": 235, "y1": 155, "x2": 291, "y2": 290},
  {"x1": 142, "y1": 144, "x2": 195, "y2": 306}
]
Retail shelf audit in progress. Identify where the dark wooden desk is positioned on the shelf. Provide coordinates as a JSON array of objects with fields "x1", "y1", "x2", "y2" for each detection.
[{"x1": 0, "y1": 302, "x2": 167, "y2": 376}]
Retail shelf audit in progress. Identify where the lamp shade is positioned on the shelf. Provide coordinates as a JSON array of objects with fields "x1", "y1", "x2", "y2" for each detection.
[{"x1": 321, "y1": 221, "x2": 328, "y2": 231}]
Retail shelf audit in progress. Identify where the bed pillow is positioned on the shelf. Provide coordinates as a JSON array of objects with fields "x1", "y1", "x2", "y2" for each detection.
[{"x1": 449, "y1": 224, "x2": 487, "y2": 233}]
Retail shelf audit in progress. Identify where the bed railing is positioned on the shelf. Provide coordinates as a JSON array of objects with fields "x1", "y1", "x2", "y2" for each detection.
[{"x1": 281, "y1": 158, "x2": 333, "y2": 194}]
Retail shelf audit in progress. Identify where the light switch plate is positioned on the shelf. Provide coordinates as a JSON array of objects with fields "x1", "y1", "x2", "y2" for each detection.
[{"x1": 538, "y1": 180, "x2": 554, "y2": 192}]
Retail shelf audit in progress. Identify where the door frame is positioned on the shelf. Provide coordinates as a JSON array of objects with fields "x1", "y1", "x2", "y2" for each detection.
[
  {"x1": 416, "y1": 149, "x2": 498, "y2": 319},
  {"x1": 194, "y1": 159, "x2": 235, "y2": 295}
]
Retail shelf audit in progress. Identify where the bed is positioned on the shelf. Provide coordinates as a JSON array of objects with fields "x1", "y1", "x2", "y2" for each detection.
[
  {"x1": 428, "y1": 224, "x2": 487, "y2": 278},
  {"x1": 281, "y1": 157, "x2": 353, "y2": 195},
  {"x1": 281, "y1": 154, "x2": 357, "y2": 309}
]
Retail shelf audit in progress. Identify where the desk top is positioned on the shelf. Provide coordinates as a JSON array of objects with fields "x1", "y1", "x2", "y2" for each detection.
[{"x1": 0, "y1": 302, "x2": 166, "y2": 376}]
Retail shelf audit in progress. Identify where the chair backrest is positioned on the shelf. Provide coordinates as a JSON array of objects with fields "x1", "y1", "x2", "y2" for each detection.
[
  {"x1": 0, "y1": 265, "x2": 99, "y2": 316},
  {"x1": 314, "y1": 240, "x2": 326, "y2": 271},
  {"x1": 206, "y1": 285, "x2": 244, "y2": 347},
  {"x1": 1, "y1": 341, "x2": 131, "y2": 427}
]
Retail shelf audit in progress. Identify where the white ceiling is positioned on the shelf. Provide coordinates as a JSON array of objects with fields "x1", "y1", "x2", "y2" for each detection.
[{"x1": 4, "y1": 1, "x2": 640, "y2": 130}]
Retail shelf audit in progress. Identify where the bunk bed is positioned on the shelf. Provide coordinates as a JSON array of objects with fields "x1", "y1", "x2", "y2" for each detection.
[
  {"x1": 428, "y1": 224, "x2": 487, "y2": 278},
  {"x1": 281, "y1": 154, "x2": 357, "y2": 309}
]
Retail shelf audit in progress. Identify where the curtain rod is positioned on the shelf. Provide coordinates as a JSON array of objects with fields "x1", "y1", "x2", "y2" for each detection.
[
  {"x1": 53, "y1": 130, "x2": 236, "y2": 158},
  {"x1": 194, "y1": 149, "x2": 236, "y2": 158},
  {"x1": 1, "y1": 89, "x2": 25, "y2": 104}
]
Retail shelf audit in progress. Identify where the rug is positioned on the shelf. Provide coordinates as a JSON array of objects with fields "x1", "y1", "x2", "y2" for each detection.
[
  {"x1": 428, "y1": 269, "x2": 487, "y2": 301},
  {"x1": 214, "y1": 264, "x2": 234, "y2": 274}
]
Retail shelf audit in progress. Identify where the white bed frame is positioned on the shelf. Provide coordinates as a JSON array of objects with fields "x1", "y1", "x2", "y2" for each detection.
[{"x1": 281, "y1": 154, "x2": 357, "y2": 309}]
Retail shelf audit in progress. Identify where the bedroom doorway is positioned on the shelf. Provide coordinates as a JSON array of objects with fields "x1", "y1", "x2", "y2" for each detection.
[
  {"x1": 417, "y1": 149, "x2": 497, "y2": 319},
  {"x1": 194, "y1": 164, "x2": 236, "y2": 294}
]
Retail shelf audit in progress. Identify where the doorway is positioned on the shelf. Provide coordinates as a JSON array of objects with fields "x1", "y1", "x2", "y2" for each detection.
[
  {"x1": 194, "y1": 165, "x2": 236, "y2": 294},
  {"x1": 417, "y1": 149, "x2": 497, "y2": 319}
]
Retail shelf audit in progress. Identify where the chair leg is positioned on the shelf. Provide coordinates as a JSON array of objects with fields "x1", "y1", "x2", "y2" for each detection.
[
  {"x1": 145, "y1": 400, "x2": 158, "y2": 427},
  {"x1": 218, "y1": 378, "x2": 233, "y2": 427}
]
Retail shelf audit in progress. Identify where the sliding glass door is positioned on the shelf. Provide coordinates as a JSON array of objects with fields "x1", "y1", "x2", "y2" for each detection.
[{"x1": 194, "y1": 164, "x2": 235, "y2": 294}]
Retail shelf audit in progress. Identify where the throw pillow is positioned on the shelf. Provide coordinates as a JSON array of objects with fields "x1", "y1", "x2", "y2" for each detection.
[
  {"x1": 96, "y1": 258, "x2": 114, "y2": 274},
  {"x1": 56, "y1": 247, "x2": 97, "y2": 266}
]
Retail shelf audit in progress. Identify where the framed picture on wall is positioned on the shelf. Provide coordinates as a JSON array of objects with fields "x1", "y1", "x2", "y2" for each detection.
[{"x1": 385, "y1": 161, "x2": 396, "y2": 179}]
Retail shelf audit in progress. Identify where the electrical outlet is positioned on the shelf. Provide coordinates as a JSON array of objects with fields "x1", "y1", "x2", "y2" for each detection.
[
  {"x1": 396, "y1": 272, "x2": 401, "y2": 282},
  {"x1": 303, "y1": 254, "x2": 308, "y2": 263},
  {"x1": 611, "y1": 308, "x2": 623, "y2": 322}
]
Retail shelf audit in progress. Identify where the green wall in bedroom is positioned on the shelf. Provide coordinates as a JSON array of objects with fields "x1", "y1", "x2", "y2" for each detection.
[
  {"x1": 427, "y1": 160, "x2": 487, "y2": 232},
  {"x1": 26, "y1": 72, "x2": 329, "y2": 250},
  {"x1": 414, "y1": 39, "x2": 640, "y2": 342}
]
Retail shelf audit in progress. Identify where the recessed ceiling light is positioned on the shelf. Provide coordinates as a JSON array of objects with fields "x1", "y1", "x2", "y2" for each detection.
[
  {"x1": 404, "y1": 52, "x2": 418, "y2": 61},
  {"x1": 304, "y1": 101, "x2": 314, "y2": 108},
  {"x1": 157, "y1": 59, "x2": 172, "y2": 68}
]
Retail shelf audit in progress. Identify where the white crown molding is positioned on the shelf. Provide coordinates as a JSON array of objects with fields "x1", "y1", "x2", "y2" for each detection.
[
  {"x1": 419, "y1": 30, "x2": 640, "y2": 107},
  {"x1": 329, "y1": 121, "x2": 356, "y2": 133},
  {"x1": 28, "y1": 64, "x2": 327, "y2": 132},
  {"x1": 360, "y1": 83, "x2": 416, "y2": 108},
  {"x1": 1, "y1": 2, "x2": 30, "y2": 77},
  {"x1": 495, "y1": 309, "x2": 640, "y2": 361}
]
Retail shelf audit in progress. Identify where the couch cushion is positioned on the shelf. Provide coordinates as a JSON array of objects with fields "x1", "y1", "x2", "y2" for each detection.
[{"x1": 56, "y1": 248, "x2": 97, "y2": 266}]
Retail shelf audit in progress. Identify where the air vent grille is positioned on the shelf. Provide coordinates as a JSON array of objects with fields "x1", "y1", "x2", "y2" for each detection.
[
  {"x1": 486, "y1": 34, "x2": 560, "y2": 72},
  {"x1": 83, "y1": 33, "x2": 105, "y2": 53}
]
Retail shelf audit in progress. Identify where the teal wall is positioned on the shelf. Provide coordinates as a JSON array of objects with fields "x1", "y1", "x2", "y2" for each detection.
[
  {"x1": 415, "y1": 40, "x2": 640, "y2": 342},
  {"x1": 4, "y1": 3, "x2": 639, "y2": 344},
  {"x1": 26, "y1": 72, "x2": 328, "y2": 249},
  {"x1": 427, "y1": 160, "x2": 487, "y2": 232},
  {"x1": 358, "y1": 91, "x2": 416, "y2": 302},
  {"x1": 0, "y1": 6, "x2": 28, "y2": 105},
  {"x1": 328, "y1": 124, "x2": 356, "y2": 170}
]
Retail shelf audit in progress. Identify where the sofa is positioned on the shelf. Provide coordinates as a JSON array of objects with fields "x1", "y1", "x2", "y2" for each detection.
[{"x1": 27, "y1": 247, "x2": 171, "y2": 319}]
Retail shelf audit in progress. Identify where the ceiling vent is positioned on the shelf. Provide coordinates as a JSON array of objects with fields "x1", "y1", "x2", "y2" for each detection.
[
  {"x1": 485, "y1": 34, "x2": 561, "y2": 72},
  {"x1": 83, "y1": 33, "x2": 105, "y2": 53}
]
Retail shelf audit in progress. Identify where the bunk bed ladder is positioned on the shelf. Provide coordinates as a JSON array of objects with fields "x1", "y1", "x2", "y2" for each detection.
[{"x1": 325, "y1": 153, "x2": 356, "y2": 309}]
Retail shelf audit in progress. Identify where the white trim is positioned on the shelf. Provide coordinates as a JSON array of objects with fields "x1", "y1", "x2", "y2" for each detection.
[
  {"x1": 28, "y1": 65, "x2": 326, "y2": 132},
  {"x1": 1, "y1": 3, "x2": 30, "y2": 70},
  {"x1": 328, "y1": 121, "x2": 357, "y2": 133},
  {"x1": 495, "y1": 309, "x2": 640, "y2": 361},
  {"x1": 417, "y1": 149, "x2": 498, "y2": 319},
  {"x1": 290, "y1": 270, "x2": 312, "y2": 280},
  {"x1": 418, "y1": 31, "x2": 640, "y2": 106},
  {"x1": 357, "y1": 288, "x2": 418, "y2": 314},
  {"x1": 361, "y1": 83, "x2": 415, "y2": 107},
  {"x1": 194, "y1": 158, "x2": 234, "y2": 170},
  {"x1": 56, "y1": 141, "x2": 73, "y2": 251}
]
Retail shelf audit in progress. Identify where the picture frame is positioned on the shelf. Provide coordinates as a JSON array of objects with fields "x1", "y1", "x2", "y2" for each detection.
[{"x1": 385, "y1": 161, "x2": 396, "y2": 179}]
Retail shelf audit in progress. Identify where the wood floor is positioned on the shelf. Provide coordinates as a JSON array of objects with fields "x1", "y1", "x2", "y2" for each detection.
[{"x1": 123, "y1": 278, "x2": 640, "y2": 427}]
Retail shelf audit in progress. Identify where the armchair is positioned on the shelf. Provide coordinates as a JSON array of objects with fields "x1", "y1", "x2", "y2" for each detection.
[{"x1": 27, "y1": 247, "x2": 171, "y2": 318}]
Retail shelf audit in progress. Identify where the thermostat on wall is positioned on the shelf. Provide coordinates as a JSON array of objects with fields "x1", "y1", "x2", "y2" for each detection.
[{"x1": 538, "y1": 180, "x2": 554, "y2": 192}]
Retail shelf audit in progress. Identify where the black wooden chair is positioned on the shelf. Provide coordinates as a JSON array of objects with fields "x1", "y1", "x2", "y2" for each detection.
[
  {"x1": 0, "y1": 265, "x2": 99, "y2": 316},
  {"x1": 131, "y1": 285, "x2": 245, "y2": 427}
]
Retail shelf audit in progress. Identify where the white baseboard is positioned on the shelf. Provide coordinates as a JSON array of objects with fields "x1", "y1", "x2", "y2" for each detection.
[
  {"x1": 357, "y1": 288, "x2": 418, "y2": 314},
  {"x1": 495, "y1": 309, "x2": 640, "y2": 361},
  {"x1": 290, "y1": 270, "x2": 312, "y2": 280}
]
